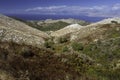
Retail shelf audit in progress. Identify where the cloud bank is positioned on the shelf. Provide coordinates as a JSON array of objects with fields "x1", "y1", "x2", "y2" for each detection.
[{"x1": 26, "y1": 3, "x2": 120, "y2": 17}]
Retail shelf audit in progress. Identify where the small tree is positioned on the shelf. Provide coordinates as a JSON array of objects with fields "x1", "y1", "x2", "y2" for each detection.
[{"x1": 111, "y1": 21, "x2": 118, "y2": 24}]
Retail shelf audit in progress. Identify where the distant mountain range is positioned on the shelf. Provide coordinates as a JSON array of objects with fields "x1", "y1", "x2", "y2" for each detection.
[{"x1": 6, "y1": 14, "x2": 108, "y2": 22}]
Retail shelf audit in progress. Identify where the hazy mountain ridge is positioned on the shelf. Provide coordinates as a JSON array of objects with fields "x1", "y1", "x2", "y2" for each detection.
[{"x1": 37, "y1": 18, "x2": 89, "y2": 24}]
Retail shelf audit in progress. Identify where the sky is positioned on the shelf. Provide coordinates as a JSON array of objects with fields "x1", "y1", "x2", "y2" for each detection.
[{"x1": 1, "y1": 0, "x2": 120, "y2": 17}]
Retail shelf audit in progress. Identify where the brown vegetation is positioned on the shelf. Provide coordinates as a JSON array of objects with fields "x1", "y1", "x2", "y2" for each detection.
[{"x1": 0, "y1": 41, "x2": 94, "y2": 80}]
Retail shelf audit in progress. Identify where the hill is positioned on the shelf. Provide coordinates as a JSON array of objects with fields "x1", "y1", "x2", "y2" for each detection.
[
  {"x1": 70, "y1": 18, "x2": 120, "y2": 43},
  {"x1": 0, "y1": 14, "x2": 49, "y2": 47},
  {"x1": 43, "y1": 18, "x2": 120, "y2": 80},
  {"x1": 26, "y1": 18, "x2": 90, "y2": 31},
  {"x1": 51, "y1": 24, "x2": 84, "y2": 37}
]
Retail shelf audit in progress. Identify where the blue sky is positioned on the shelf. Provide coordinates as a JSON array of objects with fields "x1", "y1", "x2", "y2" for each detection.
[{"x1": 0, "y1": 0, "x2": 120, "y2": 17}]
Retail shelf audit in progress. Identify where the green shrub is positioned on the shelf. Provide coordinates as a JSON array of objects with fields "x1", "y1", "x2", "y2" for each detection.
[
  {"x1": 21, "y1": 48, "x2": 34, "y2": 58},
  {"x1": 62, "y1": 46, "x2": 69, "y2": 52},
  {"x1": 58, "y1": 37, "x2": 68, "y2": 43},
  {"x1": 111, "y1": 21, "x2": 118, "y2": 24},
  {"x1": 44, "y1": 41, "x2": 54, "y2": 49},
  {"x1": 71, "y1": 42, "x2": 84, "y2": 51}
]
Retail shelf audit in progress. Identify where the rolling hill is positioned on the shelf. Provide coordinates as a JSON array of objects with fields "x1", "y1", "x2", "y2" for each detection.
[{"x1": 0, "y1": 14, "x2": 49, "y2": 47}]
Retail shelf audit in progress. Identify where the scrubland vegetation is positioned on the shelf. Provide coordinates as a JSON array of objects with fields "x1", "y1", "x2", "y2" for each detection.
[
  {"x1": 42, "y1": 23, "x2": 120, "y2": 80},
  {"x1": 0, "y1": 17, "x2": 120, "y2": 80},
  {"x1": 0, "y1": 42, "x2": 95, "y2": 80}
]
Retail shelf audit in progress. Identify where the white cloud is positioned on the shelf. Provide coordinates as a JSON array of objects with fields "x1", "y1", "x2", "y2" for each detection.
[
  {"x1": 112, "y1": 3, "x2": 120, "y2": 10},
  {"x1": 25, "y1": 3, "x2": 120, "y2": 17},
  {"x1": 26, "y1": 5, "x2": 67, "y2": 11}
]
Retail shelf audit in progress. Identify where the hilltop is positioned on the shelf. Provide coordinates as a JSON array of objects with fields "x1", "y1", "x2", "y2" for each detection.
[
  {"x1": 49, "y1": 17, "x2": 120, "y2": 43},
  {"x1": 70, "y1": 17, "x2": 120, "y2": 43},
  {"x1": 51, "y1": 24, "x2": 84, "y2": 37}
]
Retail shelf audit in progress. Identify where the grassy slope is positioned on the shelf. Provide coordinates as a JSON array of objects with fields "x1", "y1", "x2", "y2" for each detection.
[
  {"x1": 74, "y1": 24, "x2": 120, "y2": 80},
  {"x1": 83, "y1": 37, "x2": 120, "y2": 80},
  {"x1": 43, "y1": 23, "x2": 120, "y2": 80}
]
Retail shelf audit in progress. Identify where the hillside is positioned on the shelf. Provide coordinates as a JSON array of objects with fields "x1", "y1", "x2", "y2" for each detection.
[
  {"x1": 51, "y1": 24, "x2": 84, "y2": 37},
  {"x1": 38, "y1": 18, "x2": 89, "y2": 24},
  {"x1": 0, "y1": 41, "x2": 95, "y2": 80},
  {"x1": 49, "y1": 17, "x2": 120, "y2": 43},
  {"x1": 0, "y1": 14, "x2": 49, "y2": 47},
  {"x1": 0, "y1": 15, "x2": 120, "y2": 80},
  {"x1": 43, "y1": 18, "x2": 120, "y2": 80},
  {"x1": 70, "y1": 18, "x2": 120, "y2": 43},
  {"x1": 26, "y1": 18, "x2": 90, "y2": 31}
]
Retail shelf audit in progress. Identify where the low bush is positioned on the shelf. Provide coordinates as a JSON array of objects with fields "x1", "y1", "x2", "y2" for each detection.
[
  {"x1": 111, "y1": 21, "x2": 118, "y2": 24},
  {"x1": 0, "y1": 42, "x2": 93, "y2": 80},
  {"x1": 62, "y1": 46, "x2": 69, "y2": 52},
  {"x1": 71, "y1": 42, "x2": 84, "y2": 51},
  {"x1": 44, "y1": 41, "x2": 54, "y2": 49},
  {"x1": 58, "y1": 37, "x2": 68, "y2": 43}
]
